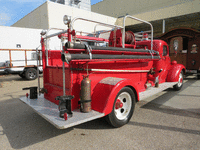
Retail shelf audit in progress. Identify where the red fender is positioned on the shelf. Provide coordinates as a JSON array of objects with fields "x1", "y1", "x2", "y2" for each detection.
[
  {"x1": 91, "y1": 77, "x2": 139, "y2": 116},
  {"x1": 166, "y1": 61, "x2": 185, "y2": 82}
]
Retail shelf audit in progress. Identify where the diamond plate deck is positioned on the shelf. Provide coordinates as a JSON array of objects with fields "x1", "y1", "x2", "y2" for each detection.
[
  {"x1": 139, "y1": 82, "x2": 178, "y2": 100},
  {"x1": 19, "y1": 95, "x2": 105, "y2": 129}
]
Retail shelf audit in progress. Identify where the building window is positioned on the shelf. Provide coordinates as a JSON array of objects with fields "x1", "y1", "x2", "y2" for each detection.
[
  {"x1": 74, "y1": 0, "x2": 81, "y2": 5},
  {"x1": 191, "y1": 44, "x2": 198, "y2": 53},
  {"x1": 16, "y1": 44, "x2": 21, "y2": 48}
]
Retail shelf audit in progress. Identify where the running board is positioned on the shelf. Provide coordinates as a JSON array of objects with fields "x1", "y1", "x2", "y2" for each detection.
[
  {"x1": 19, "y1": 95, "x2": 104, "y2": 129},
  {"x1": 139, "y1": 82, "x2": 177, "y2": 100}
]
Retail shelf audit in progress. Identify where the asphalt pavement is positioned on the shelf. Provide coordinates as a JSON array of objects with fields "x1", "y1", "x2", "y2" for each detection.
[{"x1": 0, "y1": 75, "x2": 199, "y2": 150}]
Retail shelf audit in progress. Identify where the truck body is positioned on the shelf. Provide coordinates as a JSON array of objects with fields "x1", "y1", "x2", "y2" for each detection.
[{"x1": 20, "y1": 15, "x2": 185, "y2": 129}]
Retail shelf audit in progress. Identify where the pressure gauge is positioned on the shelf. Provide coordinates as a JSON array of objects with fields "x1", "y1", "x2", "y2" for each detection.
[{"x1": 63, "y1": 15, "x2": 71, "y2": 25}]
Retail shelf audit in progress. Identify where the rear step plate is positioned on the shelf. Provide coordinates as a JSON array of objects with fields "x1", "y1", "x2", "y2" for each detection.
[
  {"x1": 139, "y1": 82, "x2": 178, "y2": 100},
  {"x1": 19, "y1": 95, "x2": 104, "y2": 129}
]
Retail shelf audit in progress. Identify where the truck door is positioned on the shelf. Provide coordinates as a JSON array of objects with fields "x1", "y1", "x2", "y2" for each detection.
[
  {"x1": 153, "y1": 43, "x2": 170, "y2": 83},
  {"x1": 159, "y1": 44, "x2": 171, "y2": 82}
]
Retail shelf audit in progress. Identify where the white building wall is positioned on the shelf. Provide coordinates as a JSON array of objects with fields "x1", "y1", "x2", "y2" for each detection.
[
  {"x1": 12, "y1": 1, "x2": 116, "y2": 34},
  {"x1": 47, "y1": 1, "x2": 117, "y2": 34},
  {"x1": 0, "y1": 26, "x2": 42, "y2": 50},
  {"x1": 0, "y1": 26, "x2": 42, "y2": 63}
]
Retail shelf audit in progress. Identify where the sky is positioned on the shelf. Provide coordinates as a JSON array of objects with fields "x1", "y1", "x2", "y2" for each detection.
[{"x1": 0, "y1": 0, "x2": 103, "y2": 26}]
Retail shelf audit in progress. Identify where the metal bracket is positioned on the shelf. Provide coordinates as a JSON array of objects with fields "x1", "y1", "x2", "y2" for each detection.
[
  {"x1": 148, "y1": 50, "x2": 154, "y2": 59},
  {"x1": 40, "y1": 88, "x2": 48, "y2": 94},
  {"x1": 155, "y1": 76, "x2": 159, "y2": 87},
  {"x1": 85, "y1": 44, "x2": 92, "y2": 59},
  {"x1": 55, "y1": 95, "x2": 74, "y2": 118},
  {"x1": 22, "y1": 87, "x2": 38, "y2": 99}
]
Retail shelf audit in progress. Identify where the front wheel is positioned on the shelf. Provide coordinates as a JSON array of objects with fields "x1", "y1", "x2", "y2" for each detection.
[
  {"x1": 197, "y1": 70, "x2": 200, "y2": 79},
  {"x1": 173, "y1": 71, "x2": 183, "y2": 91},
  {"x1": 106, "y1": 87, "x2": 135, "y2": 128}
]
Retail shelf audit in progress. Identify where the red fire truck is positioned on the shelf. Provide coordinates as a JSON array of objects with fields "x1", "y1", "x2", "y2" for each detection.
[{"x1": 20, "y1": 15, "x2": 185, "y2": 129}]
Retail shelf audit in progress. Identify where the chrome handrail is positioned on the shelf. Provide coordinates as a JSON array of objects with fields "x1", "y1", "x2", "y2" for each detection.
[
  {"x1": 70, "y1": 17, "x2": 123, "y2": 33},
  {"x1": 122, "y1": 15, "x2": 153, "y2": 50}
]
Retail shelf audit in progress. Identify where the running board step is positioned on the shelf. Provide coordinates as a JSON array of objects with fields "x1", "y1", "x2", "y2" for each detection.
[{"x1": 139, "y1": 82, "x2": 177, "y2": 100}]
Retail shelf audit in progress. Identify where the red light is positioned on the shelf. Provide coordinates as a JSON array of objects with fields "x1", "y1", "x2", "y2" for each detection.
[{"x1": 64, "y1": 113, "x2": 68, "y2": 121}]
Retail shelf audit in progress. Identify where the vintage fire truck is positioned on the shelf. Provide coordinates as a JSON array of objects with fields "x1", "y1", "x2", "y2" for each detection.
[{"x1": 20, "y1": 15, "x2": 185, "y2": 129}]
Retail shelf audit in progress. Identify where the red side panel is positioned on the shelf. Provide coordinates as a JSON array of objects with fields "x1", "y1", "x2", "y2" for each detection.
[
  {"x1": 44, "y1": 67, "x2": 71, "y2": 104},
  {"x1": 91, "y1": 77, "x2": 140, "y2": 115},
  {"x1": 92, "y1": 82, "x2": 115, "y2": 113},
  {"x1": 48, "y1": 51, "x2": 63, "y2": 66}
]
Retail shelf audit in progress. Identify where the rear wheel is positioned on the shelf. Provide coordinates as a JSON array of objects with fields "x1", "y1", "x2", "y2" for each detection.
[
  {"x1": 173, "y1": 71, "x2": 183, "y2": 91},
  {"x1": 25, "y1": 68, "x2": 37, "y2": 80},
  {"x1": 106, "y1": 87, "x2": 135, "y2": 128}
]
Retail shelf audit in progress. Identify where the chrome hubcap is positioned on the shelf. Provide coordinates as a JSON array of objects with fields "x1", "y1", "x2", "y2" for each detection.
[
  {"x1": 114, "y1": 92, "x2": 132, "y2": 120},
  {"x1": 28, "y1": 71, "x2": 36, "y2": 79},
  {"x1": 178, "y1": 73, "x2": 183, "y2": 87}
]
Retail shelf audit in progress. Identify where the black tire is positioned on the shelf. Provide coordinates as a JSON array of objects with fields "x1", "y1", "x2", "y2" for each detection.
[
  {"x1": 19, "y1": 73, "x2": 25, "y2": 78},
  {"x1": 106, "y1": 87, "x2": 135, "y2": 128},
  {"x1": 197, "y1": 70, "x2": 200, "y2": 79},
  {"x1": 173, "y1": 71, "x2": 183, "y2": 91},
  {"x1": 25, "y1": 68, "x2": 37, "y2": 80}
]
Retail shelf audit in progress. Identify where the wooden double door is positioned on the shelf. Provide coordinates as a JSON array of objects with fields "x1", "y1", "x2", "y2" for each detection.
[{"x1": 160, "y1": 28, "x2": 200, "y2": 71}]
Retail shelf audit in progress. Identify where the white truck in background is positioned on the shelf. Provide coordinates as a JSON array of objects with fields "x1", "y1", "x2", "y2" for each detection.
[
  {"x1": 0, "y1": 26, "x2": 62, "y2": 80},
  {"x1": 2, "y1": 49, "x2": 43, "y2": 80}
]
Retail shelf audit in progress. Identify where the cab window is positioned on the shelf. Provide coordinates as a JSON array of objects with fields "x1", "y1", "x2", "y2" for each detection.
[{"x1": 163, "y1": 45, "x2": 167, "y2": 56}]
